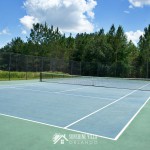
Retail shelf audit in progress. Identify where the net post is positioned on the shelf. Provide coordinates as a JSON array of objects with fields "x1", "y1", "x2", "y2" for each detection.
[
  {"x1": 40, "y1": 72, "x2": 42, "y2": 82},
  {"x1": 92, "y1": 76, "x2": 94, "y2": 86}
]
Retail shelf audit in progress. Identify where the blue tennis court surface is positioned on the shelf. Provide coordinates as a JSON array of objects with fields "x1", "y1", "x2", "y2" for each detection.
[{"x1": 0, "y1": 80, "x2": 150, "y2": 140}]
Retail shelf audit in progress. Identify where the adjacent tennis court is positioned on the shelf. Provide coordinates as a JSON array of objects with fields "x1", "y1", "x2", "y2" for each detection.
[{"x1": 0, "y1": 76, "x2": 150, "y2": 143}]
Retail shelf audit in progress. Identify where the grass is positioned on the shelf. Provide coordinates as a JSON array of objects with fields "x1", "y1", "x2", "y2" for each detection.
[
  {"x1": 0, "y1": 71, "x2": 40, "y2": 80},
  {"x1": 0, "y1": 71, "x2": 69, "y2": 81}
]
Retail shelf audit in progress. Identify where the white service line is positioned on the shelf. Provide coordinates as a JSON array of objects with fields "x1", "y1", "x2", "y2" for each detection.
[
  {"x1": 114, "y1": 96, "x2": 150, "y2": 140},
  {"x1": 0, "y1": 113, "x2": 115, "y2": 141},
  {"x1": 0, "y1": 82, "x2": 40, "y2": 89},
  {"x1": 64, "y1": 83, "x2": 150, "y2": 129},
  {"x1": 50, "y1": 87, "x2": 87, "y2": 93},
  {"x1": 12, "y1": 86, "x2": 86, "y2": 93},
  {"x1": 0, "y1": 82, "x2": 86, "y2": 92},
  {"x1": 10, "y1": 86, "x2": 115, "y2": 100}
]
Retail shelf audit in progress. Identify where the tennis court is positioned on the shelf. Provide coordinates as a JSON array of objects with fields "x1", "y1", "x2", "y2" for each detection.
[{"x1": 0, "y1": 76, "x2": 150, "y2": 142}]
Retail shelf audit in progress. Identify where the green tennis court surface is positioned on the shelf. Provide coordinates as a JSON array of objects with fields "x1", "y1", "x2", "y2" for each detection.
[{"x1": 0, "y1": 79, "x2": 150, "y2": 150}]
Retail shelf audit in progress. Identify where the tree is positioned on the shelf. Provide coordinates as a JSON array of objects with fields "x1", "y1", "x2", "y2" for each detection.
[
  {"x1": 126, "y1": 41, "x2": 139, "y2": 77},
  {"x1": 27, "y1": 23, "x2": 64, "y2": 57},
  {"x1": 0, "y1": 37, "x2": 25, "y2": 54},
  {"x1": 138, "y1": 24, "x2": 150, "y2": 78},
  {"x1": 106, "y1": 24, "x2": 116, "y2": 64}
]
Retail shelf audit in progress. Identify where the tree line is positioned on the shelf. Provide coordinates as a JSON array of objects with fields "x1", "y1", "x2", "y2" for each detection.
[{"x1": 0, "y1": 23, "x2": 150, "y2": 78}]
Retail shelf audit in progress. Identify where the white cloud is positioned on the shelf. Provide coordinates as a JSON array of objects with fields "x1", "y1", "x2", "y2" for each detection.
[
  {"x1": 129, "y1": 0, "x2": 150, "y2": 7},
  {"x1": 124, "y1": 11, "x2": 130, "y2": 14},
  {"x1": 21, "y1": 29, "x2": 27, "y2": 35},
  {"x1": 126, "y1": 30, "x2": 143, "y2": 45},
  {"x1": 129, "y1": 5, "x2": 133, "y2": 9},
  {"x1": 20, "y1": 0, "x2": 97, "y2": 33},
  {"x1": 0, "y1": 28, "x2": 11, "y2": 35},
  {"x1": 20, "y1": 15, "x2": 39, "y2": 29}
]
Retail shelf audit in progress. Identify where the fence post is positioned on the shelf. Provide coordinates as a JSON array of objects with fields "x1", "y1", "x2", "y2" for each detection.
[
  {"x1": 26, "y1": 55, "x2": 28, "y2": 80},
  {"x1": 80, "y1": 61, "x2": 82, "y2": 76},
  {"x1": 70, "y1": 61, "x2": 73, "y2": 75},
  {"x1": 146, "y1": 59, "x2": 149, "y2": 78},
  {"x1": 97, "y1": 63, "x2": 99, "y2": 77},
  {"x1": 41, "y1": 57, "x2": 44, "y2": 72},
  {"x1": 8, "y1": 53, "x2": 12, "y2": 81},
  {"x1": 49, "y1": 59, "x2": 51, "y2": 72}
]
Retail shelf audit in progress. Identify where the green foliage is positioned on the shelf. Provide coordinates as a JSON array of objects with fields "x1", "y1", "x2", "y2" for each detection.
[
  {"x1": 0, "y1": 71, "x2": 69, "y2": 80},
  {"x1": 138, "y1": 24, "x2": 150, "y2": 77},
  {"x1": 1, "y1": 37, "x2": 25, "y2": 53},
  {"x1": 0, "y1": 23, "x2": 150, "y2": 78},
  {"x1": 0, "y1": 71, "x2": 39, "y2": 80}
]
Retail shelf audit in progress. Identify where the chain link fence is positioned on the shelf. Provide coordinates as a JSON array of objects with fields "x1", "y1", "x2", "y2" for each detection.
[{"x1": 0, "y1": 52, "x2": 149, "y2": 80}]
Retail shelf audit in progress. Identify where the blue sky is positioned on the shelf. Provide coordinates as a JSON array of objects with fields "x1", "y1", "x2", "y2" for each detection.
[{"x1": 0, "y1": 0, "x2": 150, "y2": 48}]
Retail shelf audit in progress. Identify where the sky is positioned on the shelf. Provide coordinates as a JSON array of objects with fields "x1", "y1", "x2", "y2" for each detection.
[{"x1": 0, "y1": 0, "x2": 150, "y2": 48}]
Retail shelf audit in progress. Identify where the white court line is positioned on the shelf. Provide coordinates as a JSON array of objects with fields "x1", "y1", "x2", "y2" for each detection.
[
  {"x1": 0, "y1": 83, "x2": 86, "y2": 93},
  {"x1": 0, "y1": 82, "x2": 40, "y2": 88},
  {"x1": 16, "y1": 86, "x2": 86, "y2": 93},
  {"x1": 0, "y1": 113, "x2": 115, "y2": 141},
  {"x1": 0, "y1": 82, "x2": 87, "y2": 93},
  {"x1": 64, "y1": 83, "x2": 150, "y2": 129},
  {"x1": 1, "y1": 82, "x2": 149, "y2": 140},
  {"x1": 0, "y1": 84, "x2": 38, "y2": 90},
  {"x1": 8, "y1": 86, "x2": 115, "y2": 101},
  {"x1": 0, "y1": 81, "x2": 87, "y2": 89},
  {"x1": 47, "y1": 87, "x2": 87, "y2": 93},
  {"x1": 114, "y1": 96, "x2": 150, "y2": 140}
]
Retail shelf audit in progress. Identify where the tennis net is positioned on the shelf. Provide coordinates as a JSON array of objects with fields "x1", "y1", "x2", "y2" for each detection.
[{"x1": 40, "y1": 72, "x2": 150, "y2": 91}]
